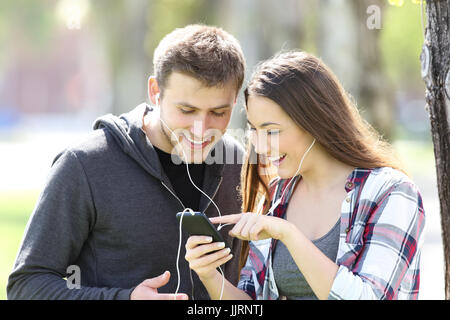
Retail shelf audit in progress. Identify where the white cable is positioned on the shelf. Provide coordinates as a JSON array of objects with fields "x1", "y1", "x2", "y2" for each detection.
[
  {"x1": 268, "y1": 138, "x2": 316, "y2": 215},
  {"x1": 174, "y1": 208, "x2": 194, "y2": 299},
  {"x1": 154, "y1": 103, "x2": 227, "y2": 300},
  {"x1": 158, "y1": 112, "x2": 224, "y2": 226},
  {"x1": 218, "y1": 266, "x2": 225, "y2": 300}
]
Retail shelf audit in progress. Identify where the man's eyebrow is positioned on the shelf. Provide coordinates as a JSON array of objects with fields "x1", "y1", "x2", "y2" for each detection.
[
  {"x1": 246, "y1": 119, "x2": 280, "y2": 128},
  {"x1": 175, "y1": 102, "x2": 231, "y2": 110}
]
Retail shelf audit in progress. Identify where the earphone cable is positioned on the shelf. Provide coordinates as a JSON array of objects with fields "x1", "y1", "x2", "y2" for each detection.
[{"x1": 153, "y1": 103, "x2": 227, "y2": 300}]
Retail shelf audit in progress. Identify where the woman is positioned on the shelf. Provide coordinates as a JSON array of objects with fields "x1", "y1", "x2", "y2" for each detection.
[{"x1": 184, "y1": 51, "x2": 425, "y2": 300}]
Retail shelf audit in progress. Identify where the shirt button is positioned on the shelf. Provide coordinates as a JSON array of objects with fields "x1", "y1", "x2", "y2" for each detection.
[
  {"x1": 345, "y1": 227, "x2": 350, "y2": 233},
  {"x1": 346, "y1": 197, "x2": 351, "y2": 203},
  {"x1": 345, "y1": 182, "x2": 354, "y2": 189}
]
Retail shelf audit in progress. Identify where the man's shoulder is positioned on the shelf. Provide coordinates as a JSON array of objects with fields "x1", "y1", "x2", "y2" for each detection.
[{"x1": 52, "y1": 128, "x2": 115, "y2": 166}]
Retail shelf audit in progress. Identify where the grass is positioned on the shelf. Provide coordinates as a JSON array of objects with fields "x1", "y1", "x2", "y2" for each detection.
[
  {"x1": 0, "y1": 190, "x2": 39, "y2": 300},
  {"x1": 0, "y1": 140, "x2": 435, "y2": 300}
]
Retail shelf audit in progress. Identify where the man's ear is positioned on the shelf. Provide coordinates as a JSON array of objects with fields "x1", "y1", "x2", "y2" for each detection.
[{"x1": 148, "y1": 76, "x2": 160, "y2": 105}]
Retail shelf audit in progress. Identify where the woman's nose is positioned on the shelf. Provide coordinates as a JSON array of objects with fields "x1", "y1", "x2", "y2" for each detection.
[{"x1": 250, "y1": 131, "x2": 269, "y2": 155}]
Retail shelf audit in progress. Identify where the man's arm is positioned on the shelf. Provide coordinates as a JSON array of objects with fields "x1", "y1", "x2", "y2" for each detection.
[{"x1": 7, "y1": 150, "x2": 132, "y2": 299}]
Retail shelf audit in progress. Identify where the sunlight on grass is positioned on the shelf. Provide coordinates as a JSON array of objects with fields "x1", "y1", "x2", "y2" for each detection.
[{"x1": 0, "y1": 190, "x2": 39, "y2": 300}]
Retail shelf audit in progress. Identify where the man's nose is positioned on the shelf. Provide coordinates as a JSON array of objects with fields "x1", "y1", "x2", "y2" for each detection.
[{"x1": 190, "y1": 117, "x2": 209, "y2": 138}]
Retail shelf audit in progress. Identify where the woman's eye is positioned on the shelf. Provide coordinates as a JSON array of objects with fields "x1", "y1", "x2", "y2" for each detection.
[{"x1": 267, "y1": 130, "x2": 280, "y2": 135}]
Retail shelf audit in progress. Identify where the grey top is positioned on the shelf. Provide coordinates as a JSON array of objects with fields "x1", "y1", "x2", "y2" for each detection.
[
  {"x1": 7, "y1": 103, "x2": 244, "y2": 300},
  {"x1": 273, "y1": 217, "x2": 340, "y2": 300}
]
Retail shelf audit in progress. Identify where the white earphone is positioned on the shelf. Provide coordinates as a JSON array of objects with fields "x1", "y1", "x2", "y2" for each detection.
[
  {"x1": 268, "y1": 138, "x2": 316, "y2": 215},
  {"x1": 152, "y1": 97, "x2": 227, "y2": 300}
]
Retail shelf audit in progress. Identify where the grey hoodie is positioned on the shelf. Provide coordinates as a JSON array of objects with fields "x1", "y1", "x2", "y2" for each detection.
[{"x1": 7, "y1": 103, "x2": 244, "y2": 300}]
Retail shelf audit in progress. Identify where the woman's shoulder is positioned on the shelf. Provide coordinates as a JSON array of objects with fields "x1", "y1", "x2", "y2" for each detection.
[
  {"x1": 359, "y1": 167, "x2": 423, "y2": 210},
  {"x1": 365, "y1": 167, "x2": 419, "y2": 192}
]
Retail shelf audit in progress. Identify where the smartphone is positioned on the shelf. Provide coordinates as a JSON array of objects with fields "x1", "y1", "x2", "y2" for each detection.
[{"x1": 176, "y1": 211, "x2": 229, "y2": 248}]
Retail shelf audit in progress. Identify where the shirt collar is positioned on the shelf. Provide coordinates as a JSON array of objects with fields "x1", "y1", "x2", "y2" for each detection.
[{"x1": 344, "y1": 168, "x2": 373, "y2": 192}]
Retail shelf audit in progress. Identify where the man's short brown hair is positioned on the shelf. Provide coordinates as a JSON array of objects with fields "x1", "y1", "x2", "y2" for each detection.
[{"x1": 153, "y1": 24, "x2": 246, "y2": 97}]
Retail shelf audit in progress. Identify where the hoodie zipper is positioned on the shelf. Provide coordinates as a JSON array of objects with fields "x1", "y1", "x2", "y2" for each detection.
[
  {"x1": 162, "y1": 176, "x2": 223, "y2": 300},
  {"x1": 202, "y1": 177, "x2": 223, "y2": 215},
  {"x1": 162, "y1": 176, "x2": 223, "y2": 215},
  {"x1": 161, "y1": 180, "x2": 194, "y2": 297},
  {"x1": 161, "y1": 181, "x2": 185, "y2": 209}
]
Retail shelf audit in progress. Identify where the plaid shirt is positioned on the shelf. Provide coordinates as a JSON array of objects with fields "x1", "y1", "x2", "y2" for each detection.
[{"x1": 237, "y1": 167, "x2": 425, "y2": 300}]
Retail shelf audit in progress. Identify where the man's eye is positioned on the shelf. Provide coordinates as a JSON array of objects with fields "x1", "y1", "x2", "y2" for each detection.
[
  {"x1": 211, "y1": 111, "x2": 226, "y2": 117},
  {"x1": 180, "y1": 108, "x2": 194, "y2": 114}
]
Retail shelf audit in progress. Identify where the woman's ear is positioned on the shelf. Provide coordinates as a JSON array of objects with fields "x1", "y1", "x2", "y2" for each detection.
[{"x1": 148, "y1": 76, "x2": 160, "y2": 105}]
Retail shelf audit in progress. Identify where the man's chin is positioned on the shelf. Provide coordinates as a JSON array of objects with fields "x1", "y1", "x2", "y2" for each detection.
[
  {"x1": 169, "y1": 144, "x2": 212, "y2": 164},
  {"x1": 185, "y1": 145, "x2": 215, "y2": 164},
  {"x1": 176, "y1": 134, "x2": 223, "y2": 164}
]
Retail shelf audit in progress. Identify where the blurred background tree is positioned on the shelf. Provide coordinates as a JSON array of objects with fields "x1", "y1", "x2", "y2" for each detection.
[{"x1": 0, "y1": 0, "x2": 429, "y2": 141}]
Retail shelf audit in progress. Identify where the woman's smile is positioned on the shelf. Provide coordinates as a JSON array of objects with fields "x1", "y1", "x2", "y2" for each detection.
[{"x1": 267, "y1": 154, "x2": 286, "y2": 166}]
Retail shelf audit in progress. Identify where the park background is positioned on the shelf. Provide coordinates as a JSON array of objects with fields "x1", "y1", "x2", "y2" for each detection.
[{"x1": 0, "y1": 0, "x2": 444, "y2": 299}]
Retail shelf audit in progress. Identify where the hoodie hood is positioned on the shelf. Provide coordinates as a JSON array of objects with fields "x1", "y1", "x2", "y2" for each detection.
[{"x1": 92, "y1": 103, "x2": 164, "y2": 180}]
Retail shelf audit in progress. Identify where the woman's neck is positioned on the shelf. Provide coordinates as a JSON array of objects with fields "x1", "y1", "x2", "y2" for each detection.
[{"x1": 300, "y1": 149, "x2": 355, "y2": 195}]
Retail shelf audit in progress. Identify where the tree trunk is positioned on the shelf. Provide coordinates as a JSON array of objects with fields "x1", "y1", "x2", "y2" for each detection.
[{"x1": 421, "y1": 0, "x2": 450, "y2": 300}]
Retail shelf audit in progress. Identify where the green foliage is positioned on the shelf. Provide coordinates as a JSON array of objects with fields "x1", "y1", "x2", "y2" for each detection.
[
  {"x1": 0, "y1": 0, "x2": 56, "y2": 59},
  {"x1": 380, "y1": 0, "x2": 425, "y2": 89},
  {"x1": 144, "y1": 0, "x2": 215, "y2": 63},
  {"x1": 0, "y1": 190, "x2": 38, "y2": 300}
]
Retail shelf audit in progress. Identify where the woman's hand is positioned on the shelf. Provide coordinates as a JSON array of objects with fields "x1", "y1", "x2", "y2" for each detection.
[
  {"x1": 211, "y1": 213, "x2": 292, "y2": 242},
  {"x1": 184, "y1": 236, "x2": 233, "y2": 281}
]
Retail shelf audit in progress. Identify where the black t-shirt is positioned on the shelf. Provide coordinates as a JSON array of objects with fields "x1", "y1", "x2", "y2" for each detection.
[{"x1": 154, "y1": 146, "x2": 205, "y2": 211}]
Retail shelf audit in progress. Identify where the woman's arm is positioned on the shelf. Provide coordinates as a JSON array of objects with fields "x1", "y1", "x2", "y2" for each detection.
[
  {"x1": 214, "y1": 213, "x2": 339, "y2": 300},
  {"x1": 199, "y1": 269, "x2": 252, "y2": 300},
  {"x1": 327, "y1": 181, "x2": 425, "y2": 300}
]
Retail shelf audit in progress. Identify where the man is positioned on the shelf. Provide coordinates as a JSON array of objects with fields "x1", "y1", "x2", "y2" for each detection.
[{"x1": 7, "y1": 24, "x2": 246, "y2": 300}]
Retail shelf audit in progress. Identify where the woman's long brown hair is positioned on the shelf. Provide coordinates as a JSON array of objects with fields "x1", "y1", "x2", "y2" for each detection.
[{"x1": 238, "y1": 51, "x2": 406, "y2": 273}]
